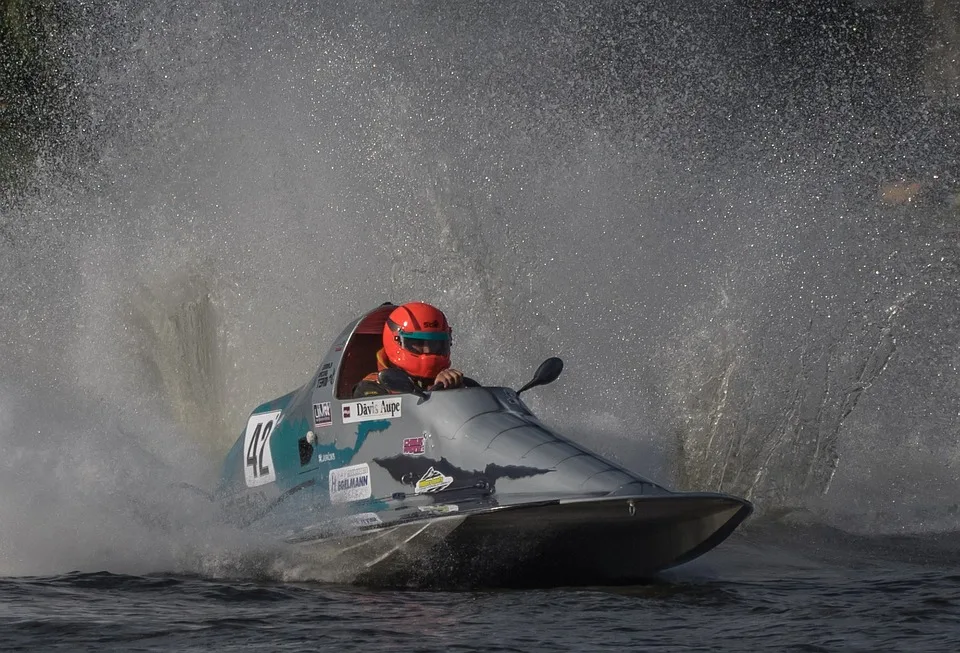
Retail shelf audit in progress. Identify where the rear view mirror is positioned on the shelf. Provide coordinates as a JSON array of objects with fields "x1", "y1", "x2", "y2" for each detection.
[{"x1": 517, "y1": 357, "x2": 564, "y2": 395}]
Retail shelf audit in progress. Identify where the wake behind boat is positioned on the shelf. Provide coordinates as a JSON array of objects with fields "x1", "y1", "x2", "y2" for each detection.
[{"x1": 215, "y1": 303, "x2": 752, "y2": 587}]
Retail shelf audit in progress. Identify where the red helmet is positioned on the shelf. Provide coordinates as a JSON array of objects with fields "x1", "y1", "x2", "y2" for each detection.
[{"x1": 382, "y1": 302, "x2": 452, "y2": 380}]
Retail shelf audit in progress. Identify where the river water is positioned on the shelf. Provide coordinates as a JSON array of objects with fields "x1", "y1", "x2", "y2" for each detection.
[
  {"x1": 1, "y1": 1, "x2": 958, "y2": 650},
  {"x1": 4, "y1": 526, "x2": 959, "y2": 652}
]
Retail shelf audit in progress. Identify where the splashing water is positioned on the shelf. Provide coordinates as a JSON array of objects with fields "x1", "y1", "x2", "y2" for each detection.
[{"x1": 1, "y1": 1, "x2": 958, "y2": 577}]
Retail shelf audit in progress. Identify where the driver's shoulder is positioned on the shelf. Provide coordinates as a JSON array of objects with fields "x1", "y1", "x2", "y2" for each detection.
[{"x1": 352, "y1": 379, "x2": 388, "y2": 398}]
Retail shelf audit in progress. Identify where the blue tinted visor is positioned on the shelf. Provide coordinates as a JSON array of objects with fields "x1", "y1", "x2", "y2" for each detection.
[{"x1": 399, "y1": 330, "x2": 450, "y2": 356}]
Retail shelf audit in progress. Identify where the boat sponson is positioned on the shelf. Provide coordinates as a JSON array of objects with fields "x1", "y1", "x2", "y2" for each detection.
[{"x1": 291, "y1": 493, "x2": 752, "y2": 588}]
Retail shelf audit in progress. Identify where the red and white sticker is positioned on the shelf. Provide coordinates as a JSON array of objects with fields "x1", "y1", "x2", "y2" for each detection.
[{"x1": 403, "y1": 437, "x2": 425, "y2": 456}]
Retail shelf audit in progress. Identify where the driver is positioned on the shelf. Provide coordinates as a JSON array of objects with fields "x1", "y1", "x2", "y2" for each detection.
[{"x1": 353, "y1": 302, "x2": 465, "y2": 397}]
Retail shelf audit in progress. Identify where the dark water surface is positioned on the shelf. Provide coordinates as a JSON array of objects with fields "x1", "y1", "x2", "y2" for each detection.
[{"x1": 3, "y1": 526, "x2": 958, "y2": 652}]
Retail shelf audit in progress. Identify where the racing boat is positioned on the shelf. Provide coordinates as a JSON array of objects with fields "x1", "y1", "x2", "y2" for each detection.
[{"x1": 216, "y1": 303, "x2": 752, "y2": 588}]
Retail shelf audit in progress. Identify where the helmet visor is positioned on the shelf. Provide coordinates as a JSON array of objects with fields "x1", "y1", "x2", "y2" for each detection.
[{"x1": 398, "y1": 330, "x2": 450, "y2": 356}]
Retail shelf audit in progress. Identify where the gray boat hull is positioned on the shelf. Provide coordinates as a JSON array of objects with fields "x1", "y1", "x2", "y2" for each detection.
[{"x1": 288, "y1": 493, "x2": 751, "y2": 587}]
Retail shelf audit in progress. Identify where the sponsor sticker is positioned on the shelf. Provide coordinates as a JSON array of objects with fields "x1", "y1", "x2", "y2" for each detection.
[
  {"x1": 313, "y1": 401, "x2": 332, "y2": 428},
  {"x1": 403, "y1": 436, "x2": 425, "y2": 456},
  {"x1": 415, "y1": 466, "x2": 454, "y2": 494},
  {"x1": 341, "y1": 397, "x2": 402, "y2": 424},
  {"x1": 329, "y1": 463, "x2": 372, "y2": 504},
  {"x1": 418, "y1": 504, "x2": 459, "y2": 515},
  {"x1": 343, "y1": 512, "x2": 382, "y2": 529},
  {"x1": 317, "y1": 451, "x2": 336, "y2": 464},
  {"x1": 316, "y1": 362, "x2": 334, "y2": 388}
]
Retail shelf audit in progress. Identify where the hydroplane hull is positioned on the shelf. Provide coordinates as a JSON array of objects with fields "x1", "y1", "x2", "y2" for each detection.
[{"x1": 286, "y1": 493, "x2": 751, "y2": 587}]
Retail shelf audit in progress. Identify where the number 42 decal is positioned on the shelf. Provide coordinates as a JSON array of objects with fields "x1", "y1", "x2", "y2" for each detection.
[{"x1": 243, "y1": 410, "x2": 281, "y2": 487}]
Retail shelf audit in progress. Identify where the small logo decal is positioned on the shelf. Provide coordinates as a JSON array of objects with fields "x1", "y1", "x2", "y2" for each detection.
[
  {"x1": 415, "y1": 466, "x2": 453, "y2": 494},
  {"x1": 418, "y1": 504, "x2": 459, "y2": 515},
  {"x1": 313, "y1": 402, "x2": 332, "y2": 428},
  {"x1": 316, "y1": 362, "x2": 334, "y2": 388},
  {"x1": 343, "y1": 512, "x2": 381, "y2": 529},
  {"x1": 403, "y1": 437, "x2": 425, "y2": 456}
]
